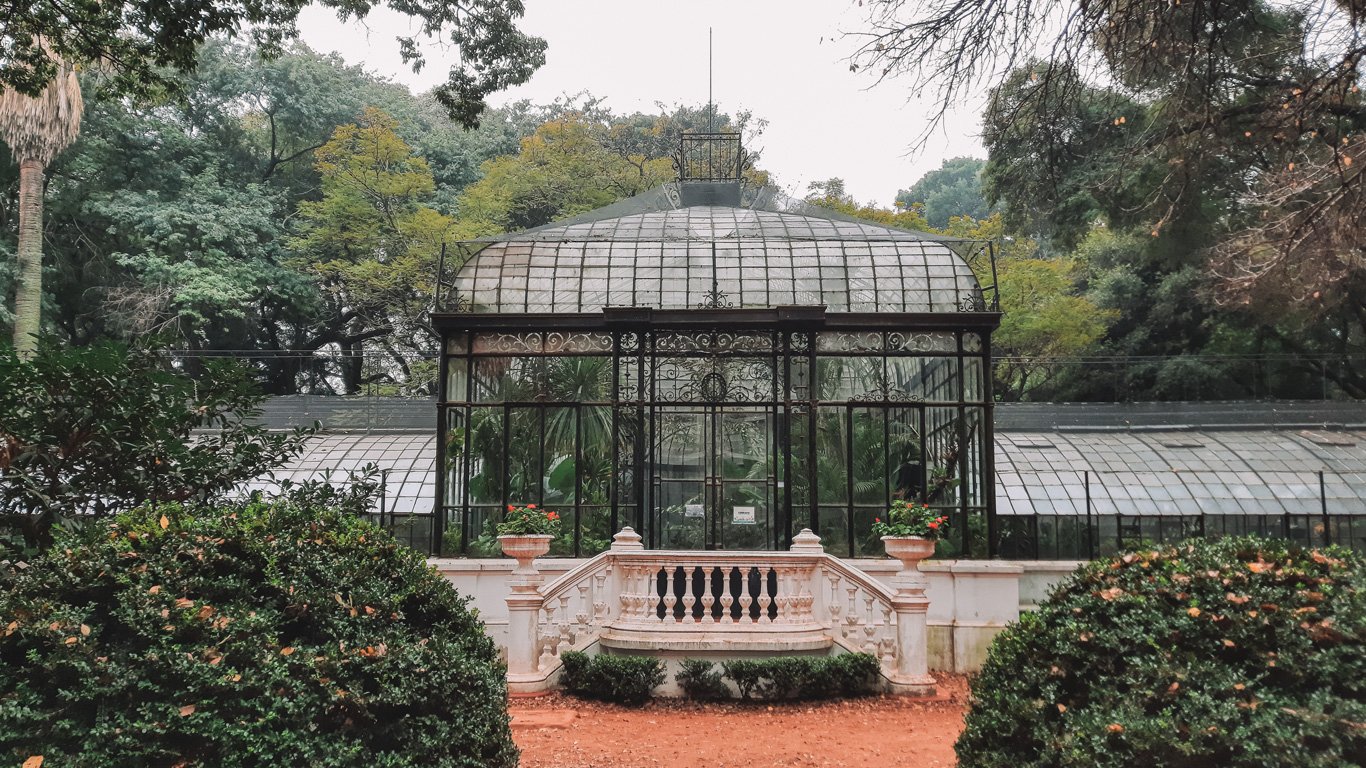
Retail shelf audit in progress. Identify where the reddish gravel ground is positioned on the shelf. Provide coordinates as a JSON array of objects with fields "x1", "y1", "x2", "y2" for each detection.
[{"x1": 510, "y1": 674, "x2": 969, "y2": 768}]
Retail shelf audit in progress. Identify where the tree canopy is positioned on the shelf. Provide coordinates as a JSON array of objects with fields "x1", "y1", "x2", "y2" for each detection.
[
  {"x1": 896, "y1": 157, "x2": 994, "y2": 229},
  {"x1": 854, "y1": 0, "x2": 1366, "y2": 399},
  {"x1": 2, "y1": 0, "x2": 546, "y2": 128}
]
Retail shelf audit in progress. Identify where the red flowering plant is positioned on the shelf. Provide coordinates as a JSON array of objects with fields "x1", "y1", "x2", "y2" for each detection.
[
  {"x1": 495, "y1": 503, "x2": 563, "y2": 536},
  {"x1": 870, "y1": 499, "x2": 950, "y2": 540}
]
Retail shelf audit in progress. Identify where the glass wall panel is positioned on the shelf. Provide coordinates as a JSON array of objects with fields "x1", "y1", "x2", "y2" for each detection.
[
  {"x1": 439, "y1": 324, "x2": 995, "y2": 557},
  {"x1": 445, "y1": 358, "x2": 468, "y2": 402},
  {"x1": 788, "y1": 408, "x2": 812, "y2": 532},
  {"x1": 963, "y1": 356, "x2": 984, "y2": 402},
  {"x1": 440, "y1": 407, "x2": 466, "y2": 555},
  {"x1": 924, "y1": 407, "x2": 963, "y2": 507}
]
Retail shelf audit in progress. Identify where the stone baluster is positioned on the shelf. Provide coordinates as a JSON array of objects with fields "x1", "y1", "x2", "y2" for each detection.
[
  {"x1": 880, "y1": 605, "x2": 896, "y2": 662},
  {"x1": 540, "y1": 603, "x2": 560, "y2": 665},
  {"x1": 757, "y1": 566, "x2": 774, "y2": 624},
  {"x1": 662, "y1": 567, "x2": 678, "y2": 623},
  {"x1": 844, "y1": 586, "x2": 862, "y2": 639},
  {"x1": 682, "y1": 566, "x2": 697, "y2": 624},
  {"x1": 594, "y1": 568, "x2": 610, "y2": 622},
  {"x1": 738, "y1": 568, "x2": 754, "y2": 623},
  {"x1": 826, "y1": 571, "x2": 843, "y2": 626},
  {"x1": 700, "y1": 567, "x2": 716, "y2": 623},
  {"x1": 863, "y1": 593, "x2": 878, "y2": 652},
  {"x1": 773, "y1": 566, "x2": 790, "y2": 623},
  {"x1": 576, "y1": 583, "x2": 590, "y2": 629},
  {"x1": 719, "y1": 568, "x2": 735, "y2": 624},
  {"x1": 559, "y1": 594, "x2": 573, "y2": 648},
  {"x1": 647, "y1": 565, "x2": 663, "y2": 617},
  {"x1": 617, "y1": 564, "x2": 636, "y2": 621}
]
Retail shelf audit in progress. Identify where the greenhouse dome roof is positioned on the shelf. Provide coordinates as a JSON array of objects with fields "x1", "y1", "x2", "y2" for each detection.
[{"x1": 446, "y1": 184, "x2": 992, "y2": 315}]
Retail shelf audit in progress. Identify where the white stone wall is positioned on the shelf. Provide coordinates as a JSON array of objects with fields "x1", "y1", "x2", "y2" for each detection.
[{"x1": 428, "y1": 557, "x2": 1083, "y2": 673}]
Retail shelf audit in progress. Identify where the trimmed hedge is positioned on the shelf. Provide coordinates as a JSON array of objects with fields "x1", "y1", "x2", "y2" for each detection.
[
  {"x1": 560, "y1": 651, "x2": 665, "y2": 706},
  {"x1": 706, "y1": 654, "x2": 881, "y2": 701},
  {"x1": 0, "y1": 500, "x2": 516, "y2": 768},
  {"x1": 675, "y1": 658, "x2": 729, "y2": 701},
  {"x1": 957, "y1": 537, "x2": 1366, "y2": 768}
]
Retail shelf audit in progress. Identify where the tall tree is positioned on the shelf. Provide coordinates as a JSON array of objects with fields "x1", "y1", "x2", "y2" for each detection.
[
  {"x1": 0, "y1": 49, "x2": 82, "y2": 356},
  {"x1": 289, "y1": 107, "x2": 453, "y2": 393},
  {"x1": 3, "y1": 0, "x2": 545, "y2": 128},
  {"x1": 896, "y1": 157, "x2": 994, "y2": 229}
]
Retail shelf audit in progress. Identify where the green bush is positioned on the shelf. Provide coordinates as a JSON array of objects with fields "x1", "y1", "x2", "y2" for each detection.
[
  {"x1": 712, "y1": 654, "x2": 881, "y2": 701},
  {"x1": 559, "y1": 651, "x2": 664, "y2": 706},
  {"x1": 0, "y1": 340, "x2": 313, "y2": 552},
  {"x1": 676, "y1": 658, "x2": 729, "y2": 700},
  {"x1": 720, "y1": 659, "x2": 768, "y2": 700},
  {"x1": 0, "y1": 499, "x2": 516, "y2": 768},
  {"x1": 957, "y1": 537, "x2": 1366, "y2": 768}
]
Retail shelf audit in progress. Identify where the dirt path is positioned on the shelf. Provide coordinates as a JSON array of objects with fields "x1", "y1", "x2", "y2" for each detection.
[{"x1": 511, "y1": 676, "x2": 968, "y2": 768}]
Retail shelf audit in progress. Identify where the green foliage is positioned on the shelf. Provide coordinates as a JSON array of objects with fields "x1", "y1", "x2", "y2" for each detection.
[
  {"x1": 3, "y1": 0, "x2": 545, "y2": 129},
  {"x1": 0, "y1": 497, "x2": 517, "y2": 767},
  {"x1": 0, "y1": 340, "x2": 311, "y2": 551},
  {"x1": 804, "y1": 178, "x2": 931, "y2": 231},
  {"x1": 871, "y1": 500, "x2": 950, "y2": 539},
  {"x1": 558, "y1": 651, "x2": 665, "y2": 706},
  {"x1": 715, "y1": 654, "x2": 881, "y2": 701},
  {"x1": 675, "y1": 658, "x2": 729, "y2": 701},
  {"x1": 494, "y1": 504, "x2": 562, "y2": 536},
  {"x1": 453, "y1": 105, "x2": 762, "y2": 236},
  {"x1": 897, "y1": 157, "x2": 995, "y2": 229},
  {"x1": 956, "y1": 537, "x2": 1366, "y2": 767}
]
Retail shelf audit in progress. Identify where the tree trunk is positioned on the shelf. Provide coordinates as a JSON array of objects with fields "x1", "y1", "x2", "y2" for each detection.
[{"x1": 12, "y1": 158, "x2": 45, "y2": 358}]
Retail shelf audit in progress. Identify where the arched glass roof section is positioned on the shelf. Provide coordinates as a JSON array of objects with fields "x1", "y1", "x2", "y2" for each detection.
[
  {"x1": 438, "y1": 185, "x2": 994, "y2": 315},
  {"x1": 251, "y1": 427, "x2": 1366, "y2": 537},
  {"x1": 994, "y1": 429, "x2": 1366, "y2": 517}
]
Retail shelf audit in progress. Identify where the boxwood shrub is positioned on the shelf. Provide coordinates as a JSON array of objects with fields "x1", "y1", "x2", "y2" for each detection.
[
  {"x1": 559, "y1": 651, "x2": 665, "y2": 705},
  {"x1": 957, "y1": 537, "x2": 1366, "y2": 768},
  {"x1": 0, "y1": 500, "x2": 516, "y2": 768},
  {"x1": 709, "y1": 653, "x2": 880, "y2": 701}
]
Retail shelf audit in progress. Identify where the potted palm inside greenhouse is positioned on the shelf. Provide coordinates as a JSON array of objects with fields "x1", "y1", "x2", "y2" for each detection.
[
  {"x1": 497, "y1": 504, "x2": 562, "y2": 576},
  {"x1": 872, "y1": 500, "x2": 949, "y2": 572}
]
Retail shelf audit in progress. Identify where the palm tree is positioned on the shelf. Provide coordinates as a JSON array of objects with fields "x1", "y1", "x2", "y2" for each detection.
[{"x1": 0, "y1": 48, "x2": 83, "y2": 357}]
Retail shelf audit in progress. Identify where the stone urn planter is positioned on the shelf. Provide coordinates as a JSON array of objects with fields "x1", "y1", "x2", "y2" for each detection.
[
  {"x1": 881, "y1": 535, "x2": 936, "y2": 568},
  {"x1": 881, "y1": 535, "x2": 935, "y2": 594},
  {"x1": 498, "y1": 534, "x2": 553, "y2": 578}
]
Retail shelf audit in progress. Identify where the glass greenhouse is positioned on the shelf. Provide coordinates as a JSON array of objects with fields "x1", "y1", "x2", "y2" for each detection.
[{"x1": 431, "y1": 134, "x2": 1001, "y2": 557}]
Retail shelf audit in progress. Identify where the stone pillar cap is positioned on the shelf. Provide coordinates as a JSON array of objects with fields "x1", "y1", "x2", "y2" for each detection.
[
  {"x1": 789, "y1": 528, "x2": 824, "y2": 553},
  {"x1": 611, "y1": 526, "x2": 644, "y2": 550}
]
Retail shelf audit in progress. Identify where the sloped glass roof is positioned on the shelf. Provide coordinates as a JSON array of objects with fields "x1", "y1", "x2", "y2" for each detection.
[
  {"x1": 255, "y1": 428, "x2": 1366, "y2": 520},
  {"x1": 446, "y1": 187, "x2": 990, "y2": 314},
  {"x1": 995, "y1": 430, "x2": 1366, "y2": 517}
]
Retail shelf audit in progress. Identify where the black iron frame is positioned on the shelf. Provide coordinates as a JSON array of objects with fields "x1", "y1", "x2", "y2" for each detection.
[{"x1": 433, "y1": 308, "x2": 1000, "y2": 557}]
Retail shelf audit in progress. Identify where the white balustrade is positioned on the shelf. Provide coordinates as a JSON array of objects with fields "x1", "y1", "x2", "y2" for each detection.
[{"x1": 504, "y1": 526, "x2": 936, "y2": 695}]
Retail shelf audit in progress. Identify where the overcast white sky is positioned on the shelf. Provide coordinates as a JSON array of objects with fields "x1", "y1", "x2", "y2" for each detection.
[{"x1": 295, "y1": 0, "x2": 986, "y2": 204}]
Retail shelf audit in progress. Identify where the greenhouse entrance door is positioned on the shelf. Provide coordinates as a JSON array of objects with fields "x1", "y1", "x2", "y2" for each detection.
[{"x1": 650, "y1": 404, "x2": 779, "y2": 551}]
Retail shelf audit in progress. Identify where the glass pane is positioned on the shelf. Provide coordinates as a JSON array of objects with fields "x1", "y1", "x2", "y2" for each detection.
[
  {"x1": 654, "y1": 407, "x2": 706, "y2": 549},
  {"x1": 506, "y1": 407, "x2": 544, "y2": 504},
  {"x1": 467, "y1": 407, "x2": 504, "y2": 505},
  {"x1": 925, "y1": 407, "x2": 963, "y2": 507},
  {"x1": 888, "y1": 407, "x2": 924, "y2": 502},
  {"x1": 718, "y1": 409, "x2": 776, "y2": 551},
  {"x1": 445, "y1": 357, "x2": 468, "y2": 402},
  {"x1": 815, "y1": 407, "x2": 848, "y2": 505}
]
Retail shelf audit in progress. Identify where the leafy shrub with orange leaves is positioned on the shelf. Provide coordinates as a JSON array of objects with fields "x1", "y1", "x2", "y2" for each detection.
[
  {"x1": 957, "y1": 537, "x2": 1366, "y2": 767},
  {"x1": 0, "y1": 497, "x2": 515, "y2": 767}
]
